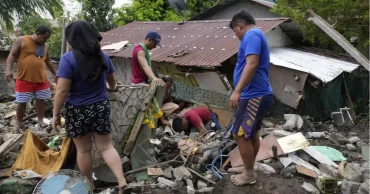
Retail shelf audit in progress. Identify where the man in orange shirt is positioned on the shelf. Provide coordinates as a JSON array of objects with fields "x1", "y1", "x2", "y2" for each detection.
[{"x1": 5, "y1": 26, "x2": 57, "y2": 132}]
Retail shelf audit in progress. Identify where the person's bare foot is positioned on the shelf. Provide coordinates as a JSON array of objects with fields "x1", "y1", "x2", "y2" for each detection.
[
  {"x1": 231, "y1": 171, "x2": 257, "y2": 186},
  {"x1": 228, "y1": 166, "x2": 245, "y2": 174}
]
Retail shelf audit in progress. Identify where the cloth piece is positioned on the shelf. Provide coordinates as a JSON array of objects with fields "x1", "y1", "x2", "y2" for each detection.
[
  {"x1": 57, "y1": 52, "x2": 115, "y2": 106},
  {"x1": 16, "y1": 36, "x2": 48, "y2": 83},
  {"x1": 131, "y1": 44, "x2": 148, "y2": 84},
  {"x1": 10, "y1": 130, "x2": 71, "y2": 176},
  {"x1": 65, "y1": 100, "x2": 111, "y2": 138},
  {"x1": 182, "y1": 108, "x2": 212, "y2": 129},
  {"x1": 35, "y1": 44, "x2": 45, "y2": 58},
  {"x1": 234, "y1": 28, "x2": 272, "y2": 100},
  {"x1": 232, "y1": 95, "x2": 273, "y2": 138},
  {"x1": 162, "y1": 102, "x2": 179, "y2": 116},
  {"x1": 143, "y1": 98, "x2": 163, "y2": 129},
  {"x1": 139, "y1": 43, "x2": 152, "y2": 83},
  {"x1": 65, "y1": 20, "x2": 107, "y2": 82}
]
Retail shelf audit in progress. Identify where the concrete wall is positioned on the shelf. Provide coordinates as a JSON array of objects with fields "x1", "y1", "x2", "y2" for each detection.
[
  {"x1": 269, "y1": 64, "x2": 308, "y2": 108},
  {"x1": 266, "y1": 26, "x2": 293, "y2": 47},
  {"x1": 203, "y1": 1, "x2": 280, "y2": 20}
]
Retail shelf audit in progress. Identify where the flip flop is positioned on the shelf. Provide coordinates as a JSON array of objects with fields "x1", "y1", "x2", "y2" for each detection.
[{"x1": 231, "y1": 174, "x2": 257, "y2": 186}]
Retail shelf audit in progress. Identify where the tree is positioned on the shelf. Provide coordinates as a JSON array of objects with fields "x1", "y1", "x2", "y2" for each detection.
[
  {"x1": 79, "y1": 0, "x2": 116, "y2": 32},
  {"x1": 113, "y1": 0, "x2": 222, "y2": 26},
  {"x1": 271, "y1": 0, "x2": 369, "y2": 52},
  {"x1": 0, "y1": 0, "x2": 64, "y2": 31}
]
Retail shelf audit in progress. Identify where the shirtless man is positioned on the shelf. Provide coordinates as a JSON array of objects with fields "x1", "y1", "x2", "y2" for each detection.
[{"x1": 5, "y1": 26, "x2": 56, "y2": 132}]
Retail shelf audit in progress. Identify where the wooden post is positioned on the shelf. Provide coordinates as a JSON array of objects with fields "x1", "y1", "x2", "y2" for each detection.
[
  {"x1": 65, "y1": 11, "x2": 70, "y2": 53},
  {"x1": 305, "y1": 9, "x2": 370, "y2": 71},
  {"x1": 60, "y1": 18, "x2": 65, "y2": 57},
  {"x1": 123, "y1": 82, "x2": 159, "y2": 156}
]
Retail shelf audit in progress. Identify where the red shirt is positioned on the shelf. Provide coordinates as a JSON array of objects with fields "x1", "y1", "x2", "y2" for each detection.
[
  {"x1": 131, "y1": 44, "x2": 148, "y2": 84},
  {"x1": 182, "y1": 108, "x2": 212, "y2": 128}
]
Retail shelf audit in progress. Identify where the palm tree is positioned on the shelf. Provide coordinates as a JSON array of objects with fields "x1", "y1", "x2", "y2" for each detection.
[{"x1": 0, "y1": 0, "x2": 64, "y2": 32}]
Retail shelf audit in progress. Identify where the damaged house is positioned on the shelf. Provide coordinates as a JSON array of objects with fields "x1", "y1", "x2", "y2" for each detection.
[{"x1": 101, "y1": 0, "x2": 368, "y2": 122}]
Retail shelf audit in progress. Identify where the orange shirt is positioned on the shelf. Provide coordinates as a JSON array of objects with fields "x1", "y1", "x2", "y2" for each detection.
[{"x1": 16, "y1": 36, "x2": 48, "y2": 83}]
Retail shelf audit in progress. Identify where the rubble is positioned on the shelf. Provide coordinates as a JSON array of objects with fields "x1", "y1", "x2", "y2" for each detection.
[
  {"x1": 348, "y1": 136, "x2": 361, "y2": 144},
  {"x1": 341, "y1": 181, "x2": 361, "y2": 194},
  {"x1": 302, "y1": 182, "x2": 320, "y2": 194},
  {"x1": 173, "y1": 166, "x2": 192, "y2": 181},
  {"x1": 357, "y1": 179, "x2": 369, "y2": 194},
  {"x1": 157, "y1": 177, "x2": 175, "y2": 188},
  {"x1": 318, "y1": 163, "x2": 341, "y2": 178},
  {"x1": 346, "y1": 144, "x2": 357, "y2": 151},
  {"x1": 344, "y1": 163, "x2": 363, "y2": 183}
]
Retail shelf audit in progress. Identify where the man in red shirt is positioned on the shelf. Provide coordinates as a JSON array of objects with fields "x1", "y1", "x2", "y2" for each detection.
[
  {"x1": 172, "y1": 107, "x2": 213, "y2": 135},
  {"x1": 131, "y1": 31, "x2": 165, "y2": 86}
]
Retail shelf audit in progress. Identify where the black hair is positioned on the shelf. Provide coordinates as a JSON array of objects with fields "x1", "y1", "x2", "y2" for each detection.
[
  {"x1": 229, "y1": 10, "x2": 256, "y2": 29},
  {"x1": 35, "y1": 26, "x2": 52, "y2": 35},
  {"x1": 172, "y1": 117, "x2": 183, "y2": 132},
  {"x1": 161, "y1": 75, "x2": 173, "y2": 83}
]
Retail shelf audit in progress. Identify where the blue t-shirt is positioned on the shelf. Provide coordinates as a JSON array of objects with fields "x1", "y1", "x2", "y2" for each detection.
[
  {"x1": 233, "y1": 28, "x2": 272, "y2": 100},
  {"x1": 57, "y1": 52, "x2": 115, "y2": 106}
]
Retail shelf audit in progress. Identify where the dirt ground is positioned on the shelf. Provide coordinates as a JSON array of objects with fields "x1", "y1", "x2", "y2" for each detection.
[{"x1": 147, "y1": 172, "x2": 313, "y2": 194}]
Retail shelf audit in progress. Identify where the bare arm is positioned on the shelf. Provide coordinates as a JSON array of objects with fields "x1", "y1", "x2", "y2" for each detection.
[
  {"x1": 53, "y1": 78, "x2": 71, "y2": 116},
  {"x1": 137, "y1": 50, "x2": 157, "y2": 80},
  {"x1": 45, "y1": 52, "x2": 57, "y2": 76},
  {"x1": 197, "y1": 123, "x2": 208, "y2": 136},
  {"x1": 5, "y1": 37, "x2": 23, "y2": 81},
  {"x1": 234, "y1": 55, "x2": 259, "y2": 93},
  {"x1": 106, "y1": 73, "x2": 117, "y2": 91}
]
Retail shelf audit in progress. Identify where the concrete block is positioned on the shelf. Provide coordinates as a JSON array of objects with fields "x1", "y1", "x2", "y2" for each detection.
[
  {"x1": 344, "y1": 163, "x2": 363, "y2": 183},
  {"x1": 341, "y1": 181, "x2": 361, "y2": 194}
]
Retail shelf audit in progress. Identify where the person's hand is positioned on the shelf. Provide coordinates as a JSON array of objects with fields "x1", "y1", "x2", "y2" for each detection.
[
  {"x1": 153, "y1": 78, "x2": 166, "y2": 87},
  {"x1": 162, "y1": 119, "x2": 171, "y2": 126},
  {"x1": 229, "y1": 91, "x2": 241, "y2": 110},
  {"x1": 5, "y1": 70, "x2": 13, "y2": 82},
  {"x1": 106, "y1": 83, "x2": 117, "y2": 92},
  {"x1": 52, "y1": 114, "x2": 61, "y2": 132}
]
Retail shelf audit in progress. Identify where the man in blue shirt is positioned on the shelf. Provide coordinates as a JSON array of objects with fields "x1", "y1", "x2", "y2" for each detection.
[{"x1": 229, "y1": 11, "x2": 274, "y2": 186}]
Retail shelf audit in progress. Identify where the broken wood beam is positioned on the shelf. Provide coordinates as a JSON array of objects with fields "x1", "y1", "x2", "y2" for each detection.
[
  {"x1": 186, "y1": 167, "x2": 216, "y2": 184},
  {"x1": 123, "y1": 82, "x2": 160, "y2": 156},
  {"x1": 0, "y1": 134, "x2": 23, "y2": 157},
  {"x1": 306, "y1": 9, "x2": 370, "y2": 71}
]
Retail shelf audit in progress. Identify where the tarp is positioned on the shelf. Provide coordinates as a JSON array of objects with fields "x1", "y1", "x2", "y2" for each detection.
[{"x1": 10, "y1": 130, "x2": 71, "y2": 176}]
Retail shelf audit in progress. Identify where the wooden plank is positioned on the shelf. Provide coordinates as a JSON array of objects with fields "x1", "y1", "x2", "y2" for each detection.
[
  {"x1": 229, "y1": 136, "x2": 284, "y2": 168},
  {"x1": 289, "y1": 153, "x2": 320, "y2": 173},
  {"x1": 342, "y1": 76, "x2": 356, "y2": 121},
  {"x1": 221, "y1": 157, "x2": 230, "y2": 170},
  {"x1": 5, "y1": 111, "x2": 16, "y2": 119},
  {"x1": 277, "y1": 132, "x2": 310, "y2": 154},
  {"x1": 186, "y1": 167, "x2": 216, "y2": 185},
  {"x1": 147, "y1": 168, "x2": 164, "y2": 176},
  {"x1": 123, "y1": 83, "x2": 160, "y2": 156},
  {"x1": 338, "y1": 161, "x2": 346, "y2": 177},
  {"x1": 296, "y1": 165, "x2": 318, "y2": 178},
  {"x1": 0, "y1": 168, "x2": 10, "y2": 179},
  {"x1": 306, "y1": 9, "x2": 370, "y2": 71},
  {"x1": 303, "y1": 146, "x2": 338, "y2": 168},
  {"x1": 0, "y1": 134, "x2": 23, "y2": 157}
]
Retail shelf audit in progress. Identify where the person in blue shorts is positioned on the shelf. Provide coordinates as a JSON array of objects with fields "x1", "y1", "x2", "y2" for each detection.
[{"x1": 228, "y1": 10, "x2": 274, "y2": 186}]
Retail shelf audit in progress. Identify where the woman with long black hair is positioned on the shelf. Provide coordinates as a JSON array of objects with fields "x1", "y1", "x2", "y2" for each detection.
[{"x1": 52, "y1": 20, "x2": 128, "y2": 193}]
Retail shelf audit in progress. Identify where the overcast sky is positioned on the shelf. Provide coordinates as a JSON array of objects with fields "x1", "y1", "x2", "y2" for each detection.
[{"x1": 62, "y1": 0, "x2": 132, "y2": 17}]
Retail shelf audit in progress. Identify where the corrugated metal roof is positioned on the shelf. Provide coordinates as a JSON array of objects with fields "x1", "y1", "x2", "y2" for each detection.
[
  {"x1": 101, "y1": 18, "x2": 288, "y2": 67},
  {"x1": 270, "y1": 47, "x2": 359, "y2": 83}
]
